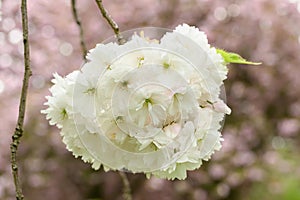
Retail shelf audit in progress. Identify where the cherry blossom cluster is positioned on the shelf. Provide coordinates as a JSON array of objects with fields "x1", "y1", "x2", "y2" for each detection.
[{"x1": 42, "y1": 24, "x2": 231, "y2": 180}]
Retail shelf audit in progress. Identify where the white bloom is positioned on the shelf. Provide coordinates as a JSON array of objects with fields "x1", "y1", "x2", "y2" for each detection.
[
  {"x1": 42, "y1": 24, "x2": 231, "y2": 180},
  {"x1": 213, "y1": 100, "x2": 232, "y2": 114},
  {"x1": 174, "y1": 23, "x2": 211, "y2": 52},
  {"x1": 41, "y1": 72, "x2": 78, "y2": 128}
]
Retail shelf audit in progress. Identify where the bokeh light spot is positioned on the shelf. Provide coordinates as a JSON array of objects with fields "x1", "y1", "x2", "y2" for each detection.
[
  {"x1": 31, "y1": 75, "x2": 46, "y2": 89},
  {"x1": 277, "y1": 119, "x2": 300, "y2": 137},
  {"x1": 0, "y1": 53, "x2": 13, "y2": 68},
  {"x1": 272, "y1": 136, "x2": 286, "y2": 150},
  {"x1": 216, "y1": 183, "x2": 230, "y2": 197},
  {"x1": 29, "y1": 23, "x2": 36, "y2": 35},
  {"x1": 2, "y1": 17, "x2": 16, "y2": 31},
  {"x1": 214, "y1": 7, "x2": 227, "y2": 21},
  {"x1": 42, "y1": 25, "x2": 55, "y2": 38},
  {"x1": 276, "y1": 5, "x2": 288, "y2": 16},
  {"x1": 227, "y1": 4, "x2": 240, "y2": 17},
  {"x1": 9, "y1": 29, "x2": 23, "y2": 44},
  {"x1": 59, "y1": 42, "x2": 73, "y2": 56},
  {"x1": 0, "y1": 32, "x2": 5, "y2": 46},
  {"x1": 146, "y1": 177, "x2": 165, "y2": 191},
  {"x1": 0, "y1": 79, "x2": 5, "y2": 94}
]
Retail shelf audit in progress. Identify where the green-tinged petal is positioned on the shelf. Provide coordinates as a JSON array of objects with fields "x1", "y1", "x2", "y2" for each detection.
[{"x1": 216, "y1": 49, "x2": 261, "y2": 65}]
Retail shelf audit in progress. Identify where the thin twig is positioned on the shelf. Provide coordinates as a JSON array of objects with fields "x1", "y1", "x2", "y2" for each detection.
[
  {"x1": 71, "y1": 0, "x2": 88, "y2": 61},
  {"x1": 94, "y1": 0, "x2": 125, "y2": 44},
  {"x1": 11, "y1": 0, "x2": 32, "y2": 199},
  {"x1": 118, "y1": 171, "x2": 133, "y2": 200}
]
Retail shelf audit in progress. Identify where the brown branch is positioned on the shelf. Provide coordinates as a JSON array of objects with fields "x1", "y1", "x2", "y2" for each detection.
[
  {"x1": 94, "y1": 0, "x2": 125, "y2": 44},
  {"x1": 118, "y1": 172, "x2": 132, "y2": 200},
  {"x1": 71, "y1": 0, "x2": 88, "y2": 61},
  {"x1": 10, "y1": 0, "x2": 32, "y2": 199}
]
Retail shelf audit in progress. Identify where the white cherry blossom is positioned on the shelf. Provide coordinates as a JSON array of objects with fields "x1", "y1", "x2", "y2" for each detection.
[{"x1": 42, "y1": 24, "x2": 231, "y2": 180}]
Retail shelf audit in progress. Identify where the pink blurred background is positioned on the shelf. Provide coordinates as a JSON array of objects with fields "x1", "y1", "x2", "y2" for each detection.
[{"x1": 1, "y1": 0, "x2": 300, "y2": 199}]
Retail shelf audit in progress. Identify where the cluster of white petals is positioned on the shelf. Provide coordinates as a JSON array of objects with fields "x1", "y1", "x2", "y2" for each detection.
[{"x1": 42, "y1": 24, "x2": 231, "y2": 180}]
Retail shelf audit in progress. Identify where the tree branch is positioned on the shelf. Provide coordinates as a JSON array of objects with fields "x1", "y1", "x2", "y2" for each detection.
[
  {"x1": 10, "y1": 0, "x2": 32, "y2": 199},
  {"x1": 94, "y1": 0, "x2": 125, "y2": 44},
  {"x1": 71, "y1": 0, "x2": 88, "y2": 61},
  {"x1": 118, "y1": 171, "x2": 132, "y2": 200}
]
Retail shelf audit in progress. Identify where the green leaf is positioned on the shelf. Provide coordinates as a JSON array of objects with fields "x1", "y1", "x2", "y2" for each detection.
[{"x1": 216, "y1": 49, "x2": 261, "y2": 65}]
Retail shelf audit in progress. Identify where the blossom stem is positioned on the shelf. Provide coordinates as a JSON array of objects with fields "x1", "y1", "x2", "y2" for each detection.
[
  {"x1": 71, "y1": 0, "x2": 88, "y2": 61},
  {"x1": 118, "y1": 171, "x2": 132, "y2": 200},
  {"x1": 10, "y1": 0, "x2": 32, "y2": 199},
  {"x1": 94, "y1": 0, "x2": 125, "y2": 44}
]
